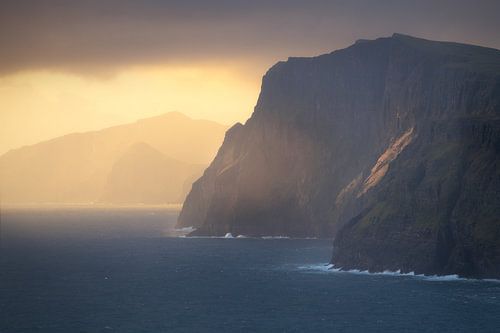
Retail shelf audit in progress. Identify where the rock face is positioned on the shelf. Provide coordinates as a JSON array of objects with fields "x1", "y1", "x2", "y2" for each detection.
[{"x1": 178, "y1": 34, "x2": 500, "y2": 278}]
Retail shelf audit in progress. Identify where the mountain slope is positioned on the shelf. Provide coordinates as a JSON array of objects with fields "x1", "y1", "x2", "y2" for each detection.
[
  {"x1": 100, "y1": 142, "x2": 204, "y2": 204},
  {"x1": 178, "y1": 34, "x2": 500, "y2": 278},
  {"x1": 0, "y1": 112, "x2": 227, "y2": 204}
]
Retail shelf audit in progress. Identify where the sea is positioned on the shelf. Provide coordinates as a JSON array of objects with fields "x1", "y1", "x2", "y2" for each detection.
[{"x1": 1, "y1": 206, "x2": 500, "y2": 332}]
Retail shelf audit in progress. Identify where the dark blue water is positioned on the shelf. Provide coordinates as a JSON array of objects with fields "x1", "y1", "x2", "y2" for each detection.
[{"x1": 1, "y1": 208, "x2": 500, "y2": 332}]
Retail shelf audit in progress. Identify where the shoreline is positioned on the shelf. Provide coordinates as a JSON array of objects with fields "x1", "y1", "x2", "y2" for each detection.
[{"x1": 298, "y1": 263, "x2": 500, "y2": 283}]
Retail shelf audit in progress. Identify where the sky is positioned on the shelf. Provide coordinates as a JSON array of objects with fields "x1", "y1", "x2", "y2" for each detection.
[{"x1": 1, "y1": 0, "x2": 500, "y2": 154}]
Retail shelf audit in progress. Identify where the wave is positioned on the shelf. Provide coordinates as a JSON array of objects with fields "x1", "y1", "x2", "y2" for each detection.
[
  {"x1": 174, "y1": 227, "x2": 197, "y2": 233},
  {"x1": 177, "y1": 234, "x2": 292, "y2": 239},
  {"x1": 297, "y1": 264, "x2": 500, "y2": 283}
]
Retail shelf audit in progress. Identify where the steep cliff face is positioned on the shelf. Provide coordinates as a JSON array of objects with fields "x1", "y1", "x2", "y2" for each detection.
[
  {"x1": 332, "y1": 117, "x2": 500, "y2": 278},
  {"x1": 178, "y1": 34, "x2": 500, "y2": 277}
]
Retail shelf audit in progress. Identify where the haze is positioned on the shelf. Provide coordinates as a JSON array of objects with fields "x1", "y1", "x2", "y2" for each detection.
[
  {"x1": 0, "y1": 112, "x2": 227, "y2": 204},
  {"x1": 1, "y1": 0, "x2": 500, "y2": 155}
]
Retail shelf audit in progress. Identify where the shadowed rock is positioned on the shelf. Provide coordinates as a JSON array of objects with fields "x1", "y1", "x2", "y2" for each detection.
[{"x1": 179, "y1": 34, "x2": 500, "y2": 278}]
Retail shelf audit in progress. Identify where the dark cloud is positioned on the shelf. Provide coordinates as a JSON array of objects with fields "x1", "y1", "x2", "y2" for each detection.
[{"x1": 1, "y1": 0, "x2": 499, "y2": 75}]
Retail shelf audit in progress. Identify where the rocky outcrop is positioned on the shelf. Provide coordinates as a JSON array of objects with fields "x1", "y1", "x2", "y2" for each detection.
[{"x1": 178, "y1": 34, "x2": 500, "y2": 278}]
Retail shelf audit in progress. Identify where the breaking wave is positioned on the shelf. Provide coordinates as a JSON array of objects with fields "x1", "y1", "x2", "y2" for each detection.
[
  {"x1": 296, "y1": 264, "x2": 500, "y2": 283},
  {"x1": 179, "y1": 234, "x2": 291, "y2": 239},
  {"x1": 175, "y1": 227, "x2": 197, "y2": 233}
]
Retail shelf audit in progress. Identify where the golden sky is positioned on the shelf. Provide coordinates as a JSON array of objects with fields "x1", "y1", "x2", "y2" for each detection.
[
  {"x1": 1, "y1": 0, "x2": 499, "y2": 155},
  {"x1": 0, "y1": 62, "x2": 264, "y2": 155}
]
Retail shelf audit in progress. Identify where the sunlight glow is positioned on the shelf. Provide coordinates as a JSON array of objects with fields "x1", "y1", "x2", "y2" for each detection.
[{"x1": 0, "y1": 63, "x2": 262, "y2": 154}]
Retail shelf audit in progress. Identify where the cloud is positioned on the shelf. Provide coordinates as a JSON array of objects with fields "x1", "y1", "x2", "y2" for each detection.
[{"x1": 1, "y1": 0, "x2": 499, "y2": 75}]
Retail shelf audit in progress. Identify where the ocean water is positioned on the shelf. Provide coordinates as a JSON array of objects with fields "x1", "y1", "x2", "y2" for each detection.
[{"x1": 1, "y1": 208, "x2": 500, "y2": 332}]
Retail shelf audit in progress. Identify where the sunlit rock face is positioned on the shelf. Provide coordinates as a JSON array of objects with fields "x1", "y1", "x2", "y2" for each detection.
[{"x1": 178, "y1": 34, "x2": 500, "y2": 278}]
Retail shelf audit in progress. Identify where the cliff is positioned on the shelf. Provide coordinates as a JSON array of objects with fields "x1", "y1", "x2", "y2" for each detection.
[{"x1": 178, "y1": 34, "x2": 500, "y2": 278}]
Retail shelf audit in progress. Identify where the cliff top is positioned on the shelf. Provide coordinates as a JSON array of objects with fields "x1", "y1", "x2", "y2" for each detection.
[{"x1": 280, "y1": 33, "x2": 500, "y2": 75}]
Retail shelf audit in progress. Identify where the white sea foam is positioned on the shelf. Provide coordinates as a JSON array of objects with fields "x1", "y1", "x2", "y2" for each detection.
[
  {"x1": 178, "y1": 234, "x2": 318, "y2": 240},
  {"x1": 179, "y1": 234, "x2": 295, "y2": 240},
  {"x1": 297, "y1": 264, "x2": 337, "y2": 272},
  {"x1": 174, "y1": 226, "x2": 197, "y2": 233},
  {"x1": 297, "y1": 263, "x2": 500, "y2": 283}
]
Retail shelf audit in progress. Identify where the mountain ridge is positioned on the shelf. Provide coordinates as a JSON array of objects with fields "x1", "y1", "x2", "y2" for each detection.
[
  {"x1": 0, "y1": 112, "x2": 227, "y2": 204},
  {"x1": 1, "y1": 112, "x2": 225, "y2": 164}
]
